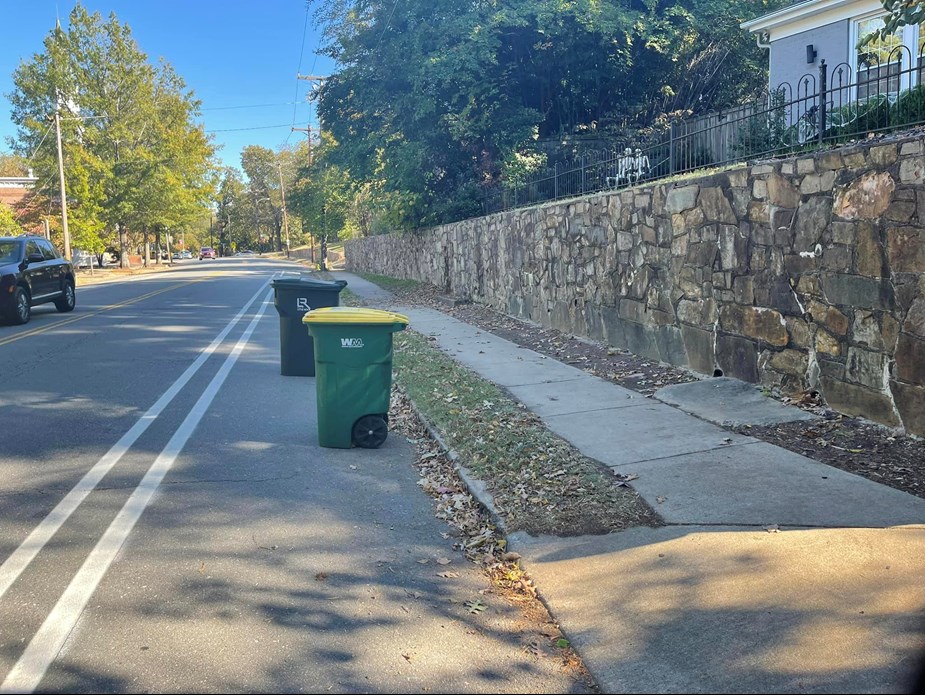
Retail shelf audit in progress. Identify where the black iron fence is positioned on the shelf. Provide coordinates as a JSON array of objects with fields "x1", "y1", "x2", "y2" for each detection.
[{"x1": 485, "y1": 45, "x2": 925, "y2": 215}]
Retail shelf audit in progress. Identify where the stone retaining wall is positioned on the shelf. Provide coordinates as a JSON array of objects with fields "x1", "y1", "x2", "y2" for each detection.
[{"x1": 346, "y1": 135, "x2": 925, "y2": 436}]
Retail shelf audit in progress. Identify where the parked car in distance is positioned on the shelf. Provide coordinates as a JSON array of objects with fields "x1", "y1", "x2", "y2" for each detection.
[
  {"x1": 180, "y1": 250, "x2": 192, "y2": 259},
  {"x1": 171, "y1": 251, "x2": 181, "y2": 260},
  {"x1": 72, "y1": 249, "x2": 100, "y2": 269},
  {"x1": 199, "y1": 247, "x2": 216, "y2": 260},
  {"x1": 235, "y1": 249, "x2": 255, "y2": 257},
  {"x1": 0, "y1": 236, "x2": 76, "y2": 325}
]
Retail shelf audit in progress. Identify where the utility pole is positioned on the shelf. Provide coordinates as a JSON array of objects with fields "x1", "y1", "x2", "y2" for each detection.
[
  {"x1": 294, "y1": 75, "x2": 328, "y2": 268},
  {"x1": 53, "y1": 111, "x2": 71, "y2": 261},
  {"x1": 295, "y1": 73, "x2": 327, "y2": 161},
  {"x1": 290, "y1": 123, "x2": 318, "y2": 265},
  {"x1": 277, "y1": 161, "x2": 291, "y2": 258},
  {"x1": 253, "y1": 195, "x2": 259, "y2": 255},
  {"x1": 291, "y1": 124, "x2": 314, "y2": 164},
  {"x1": 320, "y1": 204, "x2": 327, "y2": 272}
]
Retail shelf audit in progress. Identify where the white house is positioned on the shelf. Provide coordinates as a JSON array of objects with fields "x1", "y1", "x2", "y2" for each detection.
[{"x1": 742, "y1": 0, "x2": 923, "y2": 98}]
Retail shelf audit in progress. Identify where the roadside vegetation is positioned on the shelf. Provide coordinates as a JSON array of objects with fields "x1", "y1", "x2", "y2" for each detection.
[
  {"x1": 392, "y1": 329, "x2": 661, "y2": 536},
  {"x1": 337, "y1": 279, "x2": 660, "y2": 537}
]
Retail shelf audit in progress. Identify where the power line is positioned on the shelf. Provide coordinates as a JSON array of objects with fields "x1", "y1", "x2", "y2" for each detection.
[
  {"x1": 202, "y1": 102, "x2": 304, "y2": 112},
  {"x1": 60, "y1": 114, "x2": 109, "y2": 121},
  {"x1": 206, "y1": 123, "x2": 294, "y2": 133},
  {"x1": 288, "y1": 5, "x2": 312, "y2": 145},
  {"x1": 27, "y1": 123, "x2": 54, "y2": 161},
  {"x1": 374, "y1": 0, "x2": 400, "y2": 53}
]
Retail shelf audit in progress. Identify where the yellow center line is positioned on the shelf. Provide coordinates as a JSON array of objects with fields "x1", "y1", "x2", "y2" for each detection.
[{"x1": 0, "y1": 276, "x2": 212, "y2": 348}]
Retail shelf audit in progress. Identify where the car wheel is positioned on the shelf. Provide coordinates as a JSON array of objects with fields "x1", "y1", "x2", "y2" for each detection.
[
  {"x1": 54, "y1": 281, "x2": 76, "y2": 313},
  {"x1": 8, "y1": 286, "x2": 31, "y2": 325}
]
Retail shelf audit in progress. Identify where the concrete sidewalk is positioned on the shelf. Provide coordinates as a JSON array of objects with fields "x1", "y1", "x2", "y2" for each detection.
[{"x1": 336, "y1": 272, "x2": 925, "y2": 694}]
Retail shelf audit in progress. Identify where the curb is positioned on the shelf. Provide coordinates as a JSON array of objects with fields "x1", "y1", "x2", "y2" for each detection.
[
  {"x1": 398, "y1": 387, "x2": 509, "y2": 536},
  {"x1": 396, "y1": 387, "x2": 591, "y2": 684}
]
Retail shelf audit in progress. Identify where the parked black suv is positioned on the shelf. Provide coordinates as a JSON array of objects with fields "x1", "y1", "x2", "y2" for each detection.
[{"x1": 0, "y1": 236, "x2": 76, "y2": 325}]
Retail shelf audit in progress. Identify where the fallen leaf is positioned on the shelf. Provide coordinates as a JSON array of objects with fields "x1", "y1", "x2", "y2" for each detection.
[
  {"x1": 765, "y1": 524, "x2": 780, "y2": 533},
  {"x1": 539, "y1": 624, "x2": 561, "y2": 638},
  {"x1": 436, "y1": 557, "x2": 452, "y2": 565},
  {"x1": 437, "y1": 571, "x2": 460, "y2": 578},
  {"x1": 656, "y1": 496, "x2": 667, "y2": 504},
  {"x1": 315, "y1": 572, "x2": 328, "y2": 581},
  {"x1": 416, "y1": 559, "x2": 429, "y2": 564},
  {"x1": 464, "y1": 599, "x2": 487, "y2": 614}
]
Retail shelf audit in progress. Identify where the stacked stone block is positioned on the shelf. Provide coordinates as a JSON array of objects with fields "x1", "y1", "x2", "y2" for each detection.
[{"x1": 346, "y1": 135, "x2": 925, "y2": 436}]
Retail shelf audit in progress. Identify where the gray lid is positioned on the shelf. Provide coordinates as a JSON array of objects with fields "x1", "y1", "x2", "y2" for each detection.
[{"x1": 271, "y1": 276, "x2": 347, "y2": 291}]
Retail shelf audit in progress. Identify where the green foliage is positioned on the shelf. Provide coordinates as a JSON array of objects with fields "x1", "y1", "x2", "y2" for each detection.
[
  {"x1": 307, "y1": 0, "x2": 785, "y2": 230},
  {"x1": 860, "y1": 1, "x2": 925, "y2": 47},
  {"x1": 0, "y1": 154, "x2": 29, "y2": 177},
  {"x1": 0, "y1": 202, "x2": 25, "y2": 235},
  {"x1": 731, "y1": 90, "x2": 796, "y2": 159},
  {"x1": 214, "y1": 168, "x2": 246, "y2": 253},
  {"x1": 66, "y1": 146, "x2": 109, "y2": 253},
  {"x1": 827, "y1": 94, "x2": 893, "y2": 138},
  {"x1": 289, "y1": 133, "x2": 356, "y2": 243},
  {"x1": 7, "y1": 6, "x2": 217, "y2": 258},
  {"x1": 891, "y1": 84, "x2": 925, "y2": 127}
]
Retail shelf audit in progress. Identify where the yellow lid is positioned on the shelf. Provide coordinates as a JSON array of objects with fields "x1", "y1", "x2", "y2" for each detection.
[{"x1": 302, "y1": 306, "x2": 410, "y2": 325}]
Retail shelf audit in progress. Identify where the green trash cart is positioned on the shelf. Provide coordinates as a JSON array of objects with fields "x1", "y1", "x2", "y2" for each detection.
[
  {"x1": 303, "y1": 307, "x2": 409, "y2": 449},
  {"x1": 271, "y1": 276, "x2": 347, "y2": 376}
]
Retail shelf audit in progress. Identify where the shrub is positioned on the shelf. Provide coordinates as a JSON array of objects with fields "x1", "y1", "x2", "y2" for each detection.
[
  {"x1": 731, "y1": 89, "x2": 796, "y2": 159},
  {"x1": 826, "y1": 94, "x2": 892, "y2": 139},
  {"x1": 891, "y1": 84, "x2": 925, "y2": 128}
]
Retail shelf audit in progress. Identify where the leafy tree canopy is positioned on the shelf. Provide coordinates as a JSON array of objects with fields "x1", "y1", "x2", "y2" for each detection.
[
  {"x1": 0, "y1": 202, "x2": 25, "y2": 235},
  {"x1": 7, "y1": 4, "x2": 216, "y2": 259},
  {"x1": 308, "y1": 0, "x2": 787, "y2": 231}
]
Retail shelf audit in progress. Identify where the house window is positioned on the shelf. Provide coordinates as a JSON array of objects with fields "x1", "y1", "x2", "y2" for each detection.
[{"x1": 854, "y1": 15, "x2": 903, "y2": 98}]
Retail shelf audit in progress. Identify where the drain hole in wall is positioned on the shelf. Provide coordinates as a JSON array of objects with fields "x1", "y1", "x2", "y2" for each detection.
[{"x1": 713, "y1": 369, "x2": 724, "y2": 377}]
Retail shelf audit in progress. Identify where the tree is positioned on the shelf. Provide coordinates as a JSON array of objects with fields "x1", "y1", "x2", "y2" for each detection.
[
  {"x1": 7, "y1": 6, "x2": 217, "y2": 265},
  {"x1": 308, "y1": 0, "x2": 787, "y2": 230},
  {"x1": 0, "y1": 202, "x2": 25, "y2": 235},
  {"x1": 240, "y1": 145, "x2": 284, "y2": 252},
  {"x1": 0, "y1": 154, "x2": 29, "y2": 177},
  {"x1": 214, "y1": 168, "x2": 247, "y2": 256},
  {"x1": 289, "y1": 132, "x2": 355, "y2": 258}
]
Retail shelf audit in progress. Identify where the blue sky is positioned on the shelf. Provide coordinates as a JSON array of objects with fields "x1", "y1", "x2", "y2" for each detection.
[{"x1": 0, "y1": 1, "x2": 335, "y2": 169}]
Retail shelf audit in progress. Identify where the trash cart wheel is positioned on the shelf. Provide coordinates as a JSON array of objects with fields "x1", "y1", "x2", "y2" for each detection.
[{"x1": 352, "y1": 414, "x2": 389, "y2": 449}]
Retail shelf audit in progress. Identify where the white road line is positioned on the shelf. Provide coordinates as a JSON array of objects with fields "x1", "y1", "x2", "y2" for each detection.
[
  {"x1": 2, "y1": 290, "x2": 275, "y2": 694},
  {"x1": 0, "y1": 277, "x2": 274, "y2": 603}
]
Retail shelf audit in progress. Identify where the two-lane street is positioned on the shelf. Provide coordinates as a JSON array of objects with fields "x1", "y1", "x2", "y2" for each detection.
[{"x1": 0, "y1": 258, "x2": 581, "y2": 694}]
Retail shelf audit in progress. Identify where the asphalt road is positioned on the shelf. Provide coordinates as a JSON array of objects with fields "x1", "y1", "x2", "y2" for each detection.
[{"x1": 0, "y1": 258, "x2": 583, "y2": 694}]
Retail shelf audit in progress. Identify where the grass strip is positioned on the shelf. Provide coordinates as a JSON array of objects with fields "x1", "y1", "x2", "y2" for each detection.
[
  {"x1": 393, "y1": 328, "x2": 661, "y2": 536},
  {"x1": 354, "y1": 272, "x2": 422, "y2": 294}
]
